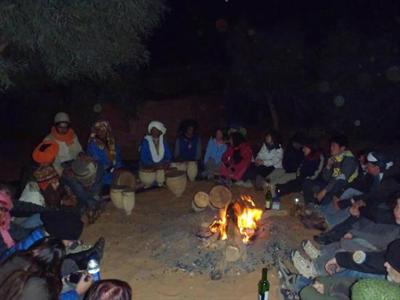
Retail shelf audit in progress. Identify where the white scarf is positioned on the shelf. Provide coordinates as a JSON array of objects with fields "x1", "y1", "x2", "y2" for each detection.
[{"x1": 145, "y1": 135, "x2": 165, "y2": 163}]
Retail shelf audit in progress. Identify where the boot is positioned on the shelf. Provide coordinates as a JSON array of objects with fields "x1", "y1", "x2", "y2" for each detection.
[{"x1": 65, "y1": 237, "x2": 105, "y2": 269}]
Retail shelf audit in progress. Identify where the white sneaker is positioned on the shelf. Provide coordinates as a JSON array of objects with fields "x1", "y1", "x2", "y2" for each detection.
[
  {"x1": 242, "y1": 180, "x2": 254, "y2": 188},
  {"x1": 291, "y1": 250, "x2": 316, "y2": 279},
  {"x1": 302, "y1": 240, "x2": 321, "y2": 260},
  {"x1": 234, "y1": 180, "x2": 245, "y2": 186}
]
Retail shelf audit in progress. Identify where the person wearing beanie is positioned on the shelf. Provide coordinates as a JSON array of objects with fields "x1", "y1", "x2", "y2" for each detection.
[
  {"x1": 87, "y1": 120, "x2": 123, "y2": 186},
  {"x1": 45, "y1": 112, "x2": 83, "y2": 175}
]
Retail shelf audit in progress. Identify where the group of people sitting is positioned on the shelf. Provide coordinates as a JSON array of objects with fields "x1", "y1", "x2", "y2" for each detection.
[
  {"x1": 0, "y1": 112, "x2": 132, "y2": 299},
  {"x1": 1, "y1": 110, "x2": 399, "y2": 299},
  {"x1": 273, "y1": 135, "x2": 400, "y2": 299}
]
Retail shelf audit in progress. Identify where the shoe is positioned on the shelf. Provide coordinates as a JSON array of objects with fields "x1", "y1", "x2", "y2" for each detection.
[
  {"x1": 66, "y1": 237, "x2": 105, "y2": 269},
  {"x1": 291, "y1": 250, "x2": 316, "y2": 279},
  {"x1": 242, "y1": 180, "x2": 253, "y2": 188},
  {"x1": 313, "y1": 234, "x2": 333, "y2": 245},
  {"x1": 234, "y1": 180, "x2": 245, "y2": 186},
  {"x1": 301, "y1": 240, "x2": 321, "y2": 260}
]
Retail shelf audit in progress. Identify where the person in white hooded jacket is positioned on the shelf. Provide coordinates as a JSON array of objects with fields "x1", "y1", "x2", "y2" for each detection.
[{"x1": 239, "y1": 130, "x2": 283, "y2": 187}]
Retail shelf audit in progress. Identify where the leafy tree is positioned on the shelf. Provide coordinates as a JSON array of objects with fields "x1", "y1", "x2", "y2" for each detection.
[{"x1": 0, "y1": 0, "x2": 166, "y2": 90}]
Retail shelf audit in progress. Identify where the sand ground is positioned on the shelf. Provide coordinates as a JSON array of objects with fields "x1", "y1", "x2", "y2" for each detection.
[{"x1": 82, "y1": 181, "x2": 317, "y2": 300}]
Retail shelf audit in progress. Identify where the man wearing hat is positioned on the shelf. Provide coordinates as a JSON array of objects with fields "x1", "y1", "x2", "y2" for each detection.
[
  {"x1": 139, "y1": 121, "x2": 172, "y2": 169},
  {"x1": 45, "y1": 112, "x2": 83, "y2": 175}
]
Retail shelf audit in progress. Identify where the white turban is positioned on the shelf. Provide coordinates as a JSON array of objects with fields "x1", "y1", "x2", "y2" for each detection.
[{"x1": 148, "y1": 121, "x2": 166, "y2": 135}]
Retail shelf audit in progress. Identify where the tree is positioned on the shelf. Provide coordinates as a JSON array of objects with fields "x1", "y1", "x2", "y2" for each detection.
[{"x1": 0, "y1": 0, "x2": 166, "y2": 90}]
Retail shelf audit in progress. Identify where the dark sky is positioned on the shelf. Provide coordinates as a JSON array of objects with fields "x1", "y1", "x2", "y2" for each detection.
[{"x1": 149, "y1": 0, "x2": 400, "y2": 67}]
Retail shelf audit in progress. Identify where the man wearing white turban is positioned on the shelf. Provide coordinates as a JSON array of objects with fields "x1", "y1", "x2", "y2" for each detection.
[{"x1": 139, "y1": 121, "x2": 172, "y2": 168}]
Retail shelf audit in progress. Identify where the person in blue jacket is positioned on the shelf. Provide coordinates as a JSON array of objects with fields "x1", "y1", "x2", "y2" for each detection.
[
  {"x1": 174, "y1": 119, "x2": 201, "y2": 162},
  {"x1": 202, "y1": 128, "x2": 227, "y2": 179},
  {"x1": 139, "y1": 121, "x2": 172, "y2": 169},
  {"x1": 87, "y1": 121, "x2": 123, "y2": 186}
]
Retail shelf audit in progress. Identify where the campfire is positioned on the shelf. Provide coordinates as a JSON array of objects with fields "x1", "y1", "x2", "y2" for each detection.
[{"x1": 208, "y1": 195, "x2": 263, "y2": 244}]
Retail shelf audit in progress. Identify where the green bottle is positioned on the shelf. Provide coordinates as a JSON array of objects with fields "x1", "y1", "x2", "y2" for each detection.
[
  {"x1": 258, "y1": 268, "x2": 270, "y2": 300},
  {"x1": 265, "y1": 187, "x2": 272, "y2": 210}
]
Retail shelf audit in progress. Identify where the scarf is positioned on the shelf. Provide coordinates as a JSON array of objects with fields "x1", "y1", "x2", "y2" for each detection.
[
  {"x1": 89, "y1": 121, "x2": 116, "y2": 163},
  {"x1": 0, "y1": 191, "x2": 15, "y2": 248},
  {"x1": 50, "y1": 126, "x2": 76, "y2": 145},
  {"x1": 145, "y1": 135, "x2": 165, "y2": 163}
]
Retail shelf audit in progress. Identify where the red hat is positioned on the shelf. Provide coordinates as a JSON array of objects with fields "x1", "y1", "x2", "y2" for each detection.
[{"x1": 32, "y1": 141, "x2": 59, "y2": 164}]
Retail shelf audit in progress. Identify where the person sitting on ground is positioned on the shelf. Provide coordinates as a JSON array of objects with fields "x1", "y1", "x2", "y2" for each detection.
[
  {"x1": 139, "y1": 121, "x2": 172, "y2": 170},
  {"x1": 291, "y1": 194, "x2": 400, "y2": 280},
  {"x1": 45, "y1": 112, "x2": 83, "y2": 176},
  {"x1": 318, "y1": 151, "x2": 395, "y2": 229},
  {"x1": 202, "y1": 128, "x2": 227, "y2": 180},
  {"x1": 219, "y1": 132, "x2": 253, "y2": 185},
  {"x1": 294, "y1": 239, "x2": 400, "y2": 300},
  {"x1": 240, "y1": 129, "x2": 283, "y2": 188},
  {"x1": 174, "y1": 119, "x2": 201, "y2": 162},
  {"x1": 84, "y1": 279, "x2": 132, "y2": 300},
  {"x1": 276, "y1": 138, "x2": 324, "y2": 196},
  {"x1": 0, "y1": 238, "x2": 94, "y2": 300},
  {"x1": 87, "y1": 120, "x2": 123, "y2": 186},
  {"x1": 301, "y1": 134, "x2": 358, "y2": 230},
  {"x1": 267, "y1": 133, "x2": 305, "y2": 186}
]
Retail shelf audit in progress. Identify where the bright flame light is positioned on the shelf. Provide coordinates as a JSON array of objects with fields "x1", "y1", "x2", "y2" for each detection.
[{"x1": 208, "y1": 195, "x2": 263, "y2": 244}]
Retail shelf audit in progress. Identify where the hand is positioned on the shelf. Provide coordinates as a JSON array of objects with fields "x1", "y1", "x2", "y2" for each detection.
[
  {"x1": 326, "y1": 157, "x2": 335, "y2": 169},
  {"x1": 332, "y1": 196, "x2": 340, "y2": 210},
  {"x1": 312, "y1": 280, "x2": 325, "y2": 294},
  {"x1": 255, "y1": 159, "x2": 263, "y2": 167},
  {"x1": 349, "y1": 205, "x2": 360, "y2": 217},
  {"x1": 325, "y1": 257, "x2": 341, "y2": 275},
  {"x1": 75, "y1": 272, "x2": 93, "y2": 295},
  {"x1": 343, "y1": 232, "x2": 353, "y2": 240},
  {"x1": 315, "y1": 189, "x2": 327, "y2": 202}
]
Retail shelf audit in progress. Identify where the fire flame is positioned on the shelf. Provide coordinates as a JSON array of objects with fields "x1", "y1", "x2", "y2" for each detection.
[{"x1": 209, "y1": 195, "x2": 263, "y2": 244}]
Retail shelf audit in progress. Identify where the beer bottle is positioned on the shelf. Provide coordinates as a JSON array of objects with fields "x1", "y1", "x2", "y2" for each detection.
[
  {"x1": 258, "y1": 268, "x2": 270, "y2": 300},
  {"x1": 265, "y1": 187, "x2": 272, "y2": 210}
]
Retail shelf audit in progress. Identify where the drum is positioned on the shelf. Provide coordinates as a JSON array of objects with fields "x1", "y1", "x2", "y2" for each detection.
[
  {"x1": 155, "y1": 169, "x2": 165, "y2": 187},
  {"x1": 187, "y1": 161, "x2": 198, "y2": 182},
  {"x1": 122, "y1": 188, "x2": 135, "y2": 216},
  {"x1": 110, "y1": 184, "x2": 127, "y2": 209},
  {"x1": 171, "y1": 162, "x2": 187, "y2": 172},
  {"x1": 138, "y1": 168, "x2": 156, "y2": 187},
  {"x1": 112, "y1": 169, "x2": 136, "y2": 189},
  {"x1": 209, "y1": 185, "x2": 232, "y2": 210},
  {"x1": 192, "y1": 191, "x2": 210, "y2": 212},
  {"x1": 166, "y1": 170, "x2": 187, "y2": 197}
]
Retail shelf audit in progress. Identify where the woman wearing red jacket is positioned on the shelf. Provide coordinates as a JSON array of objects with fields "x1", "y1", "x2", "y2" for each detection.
[{"x1": 220, "y1": 132, "x2": 253, "y2": 182}]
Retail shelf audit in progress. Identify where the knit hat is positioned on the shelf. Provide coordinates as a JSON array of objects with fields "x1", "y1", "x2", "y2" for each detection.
[
  {"x1": 367, "y1": 152, "x2": 394, "y2": 171},
  {"x1": 33, "y1": 165, "x2": 59, "y2": 191},
  {"x1": 148, "y1": 121, "x2": 166, "y2": 135},
  {"x1": 32, "y1": 141, "x2": 59, "y2": 164},
  {"x1": 54, "y1": 112, "x2": 70, "y2": 124},
  {"x1": 385, "y1": 239, "x2": 400, "y2": 273},
  {"x1": 71, "y1": 159, "x2": 98, "y2": 187},
  {"x1": 42, "y1": 211, "x2": 83, "y2": 240}
]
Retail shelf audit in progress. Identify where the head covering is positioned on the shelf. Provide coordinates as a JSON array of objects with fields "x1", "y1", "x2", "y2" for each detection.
[
  {"x1": 89, "y1": 121, "x2": 116, "y2": 163},
  {"x1": 54, "y1": 112, "x2": 70, "y2": 124},
  {"x1": 0, "y1": 191, "x2": 15, "y2": 248},
  {"x1": 71, "y1": 159, "x2": 98, "y2": 187},
  {"x1": 386, "y1": 239, "x2": 400, "y2": 273},
  {"x1": 367, "y1": 152, "x2": 394, "y2": 171},
  {"x1": 33, "y1": 165, "x2": 59, "y2": 191},
  {"x1": 42, "y1": 211, "x2": 83, "y2": 240},
  {"x1": 147, "y1": 121, "x2": 166, "y2": 135},
  {"x1": 32, "y1": 140, "x2": 60, "y2": 164}
]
